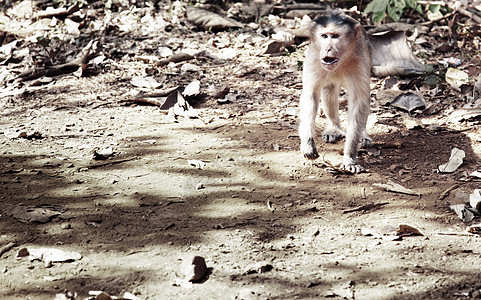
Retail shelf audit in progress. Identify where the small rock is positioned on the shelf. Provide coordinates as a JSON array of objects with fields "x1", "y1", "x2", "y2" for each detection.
[
  {"x1": 94, "y1": 292, "x2": 112, "y2": 300},
  {"x1": 181, "y1": 63, "x2": 200, "y2": 72},
  {"x1": 61, "y1": 223, "x2": 72, "y2": 230},
  {"x1": 92, "y1": 146, "x2": 114, "y2": 160},
  {"x1": 403, "y1": 117, "x2": 423, "y2": 130},
  {"x1": 213, "y1": 86, "x2": 230, "y2": 99},
  {"x1": 180, "y1": 255, "x2": 207, "y2": 282},
  {"x1": 236, "y1": 288, "x2": 264, "y2": 300}
]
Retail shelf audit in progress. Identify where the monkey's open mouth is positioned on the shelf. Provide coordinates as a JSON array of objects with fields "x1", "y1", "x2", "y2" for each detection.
[{"x1": 322, "y1": 56, "x2": 339, "y2": 65}]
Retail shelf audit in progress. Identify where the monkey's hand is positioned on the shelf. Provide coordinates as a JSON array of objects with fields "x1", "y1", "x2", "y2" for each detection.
[
  {"x1": 301, "y1": 138, "x2": 320, "y2": 160},
  {"x1": 322, "y1": 127, "x2": 345, "y2": 143},
  {"x1": 361, "y1": 134, "x2": 372, "y2": 148},
  {"x1": 340, "y1": 157, "x2": 365, "y2": 173}
]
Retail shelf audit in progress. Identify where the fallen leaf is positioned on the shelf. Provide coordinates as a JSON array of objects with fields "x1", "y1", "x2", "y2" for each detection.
[
  {"x1": 372, "y1": 180, "x2": 420, "y2": 196},
  {"x1": 446, "y1": 67, "x2": 469, "y2": 89},
  {"x1": 130, "y1": 76, "x2": 162, "y2": 89},
  {"x1": 466, "y1": 223, "x2": 481, "y2": 234},
  {"x1": 93, "y1": 146, "x2": 114, "y2": 160},
  {"x1": 244, "y1": 263, "x2": 274, "y2": 275},
  {"x1": 4, "y1": 129, "x2": 42, "y2": 139},
  {"x1": 263, "y1": 30, "x2": 295, "y2": 54},
  {"x1": 188, "y1": 160, "x2": 206, "y2": 169},
  {"x1": 469, "y1": 189, "x2": 481, "y2": 212},
  {"x1": 470, "y1": 171, "x2": 481, "y2": 178},
  {"x1": 182, "y1": 80, "x2": 200, "y2": 97},
  {"x1": 369, "y1": 31, "x2": 423, "y2": 77},
  {"x1": 11, "y1": 206, "x2": 60, "y2": 223},
  {"x1": 451, "y1": 204, "x2": 475, "y2": 223},
  {"x1": 186, "y1": 7, "x2": 243, "y2": 31},
  {"x1": 448, "y1": 108, "x2": 481, "y2": 123},
  {"x1": 391, "y1": 92, "x2": 426, "y2": 112},
  {"x1": 170, "y1": 92, "x2": 198, "y2": 118},
  {"x1": 17, "y1": 247, "x2": 82, "y2": 265},
  {"x1": 438, "y1": 148, "x2": 465, "y2": 173},
  {"x1": 402, "y1": 117, "x2": 423, "y2": 130}
]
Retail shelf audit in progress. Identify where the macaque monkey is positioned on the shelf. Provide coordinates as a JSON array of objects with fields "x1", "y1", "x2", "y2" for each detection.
[{"x1": 298, "y1": 10, "x2": 372, "y2": 173}]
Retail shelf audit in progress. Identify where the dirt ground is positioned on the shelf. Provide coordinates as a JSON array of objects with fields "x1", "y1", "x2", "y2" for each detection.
[{"x1": 3, "y1": 6, "x2": 481, "y2": 300}]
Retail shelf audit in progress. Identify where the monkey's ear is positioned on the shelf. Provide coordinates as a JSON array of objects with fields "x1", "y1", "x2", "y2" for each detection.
[
  {"x1": 303, "y1": 15, "x2": 318, "y2": 37},
  {"x1": 302, "y1": 15, "x2": 314, "y2": 29},
  {"x1": 354, "y1": 23, "x2": 362, "y2": 39}
]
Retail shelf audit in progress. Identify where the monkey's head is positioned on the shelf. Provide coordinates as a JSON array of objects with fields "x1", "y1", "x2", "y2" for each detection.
[{"x1": 310, "y1": 11, "x2": 361, "y2": 71}]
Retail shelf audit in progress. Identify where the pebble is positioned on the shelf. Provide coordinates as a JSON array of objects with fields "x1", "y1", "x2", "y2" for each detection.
[
  {"x1": 180, "y1": 255, "x2": 207, "y2": 282},
  {"x1": 61, "y1": 223, "x2": 72, "y2": 230}
]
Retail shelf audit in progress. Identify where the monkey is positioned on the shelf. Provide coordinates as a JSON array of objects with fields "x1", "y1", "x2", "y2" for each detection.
[{"x1": 298, "y1": 10, "x2": 372, "y2": 173}]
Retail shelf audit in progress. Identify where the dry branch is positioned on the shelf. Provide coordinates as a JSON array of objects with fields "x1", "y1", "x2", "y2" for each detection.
[
  {"x1": 438, "y1": 184, "x2": 460, "y2": 201},
  {"x1": 19, "y1": 40, "x2": 95, "y2": 81},
  {"x1": 78, "y1": 156, "x2": 139, "y2": 171},
  {"x1": 343, "y1": 203, "x2": 388, "y2": 214},
  {"x1": 157, "y1": 52, "x2": 195, "y2": 67},
  {"x1": 0, "y1": 242, "x2": 15, "y2": 257},
  {"x1": 457, "y1": 7, "x2": 481, "y2": 24},
  {"x1": 34, "y1": 3, "x2": 80, "y2": 19}
]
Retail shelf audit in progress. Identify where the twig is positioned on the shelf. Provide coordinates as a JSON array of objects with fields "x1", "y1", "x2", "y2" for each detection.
[
  {"x1": 157, "y1": 52, "x2": 194, "y2": 67},
  {"x1": 343, "y1": 202, "x2": 388, "y2": 214},
  {"x1": 34, "y1": 3, "x2": 79, "y2": 19},
  {"x1": 78, "y1": 156, "x2": 138, "y2": 170},
  {"x1": 313, "y1": 155, "x2": 352, "y2": 174},
  {"x1": 0, "y1": 242, "x2": 16, "y2": 258},
  {"x1": 166, "y1": 200, "x2": 185, "y2": 206},
  {"x1": 435, "y1": 232, "x2": 477, "y2": 237},
  {"x1": 267, "y1": 200, "x2": 275, "y2": 213},
  {"x1": 419, "y1": 11, "x2": 456, "y2": 26},
  {"x1": 19, "y1": 40, "x2": 95, "y2": 81},
  {"x1": 456, "y1": 7, "x2": 481, "y2": 24},
  {"x1": 438, "y1": 184, "x2": 460, "y2": 201}
]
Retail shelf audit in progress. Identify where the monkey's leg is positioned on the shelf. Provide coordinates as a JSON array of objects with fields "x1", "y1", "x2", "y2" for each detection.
[
  {"x1": 320, "y1": 84, "x2": 345, "y2": 143},
  {"x1": 341, "y1": 87, "x2": 370, "y2": 173},
  {"x1": 299, "y1": 88, "x2": 320, "y2": 160}
]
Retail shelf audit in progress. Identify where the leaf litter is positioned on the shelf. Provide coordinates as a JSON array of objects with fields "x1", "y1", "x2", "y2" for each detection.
[{"x1": 3, "y1": 0, "x2": 481, "y2": 299}]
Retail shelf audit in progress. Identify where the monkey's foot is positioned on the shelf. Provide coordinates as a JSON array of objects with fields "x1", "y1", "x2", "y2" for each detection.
[
  {"x1": 301, "y1": 138, "x2": 319, "y2": 160},
  {"x1": 322, "y1": 127, "x2": 345, "y2": 143},
  {"x1": 340, "y1": 157, "x2": 365, "y2": 173}
]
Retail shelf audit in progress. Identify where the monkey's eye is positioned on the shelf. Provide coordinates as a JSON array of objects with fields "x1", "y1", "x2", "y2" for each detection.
[
  {"x1": 321, "y1": 34, "x2": 328, "y2": 39},
  {"x1": 332, "y1": 33, "x2": 340, "y2": 39}
]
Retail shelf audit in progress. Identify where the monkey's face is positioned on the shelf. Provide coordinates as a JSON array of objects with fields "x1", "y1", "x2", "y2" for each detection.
[{"x1": 312, "y1": 25, "x2": 354, "y2": 71}]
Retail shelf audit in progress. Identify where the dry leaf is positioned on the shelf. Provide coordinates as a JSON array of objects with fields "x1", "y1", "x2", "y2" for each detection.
[
  {"x1": 131, "y1": 76, "x2": 162, "y2": 89},
  {"x1": 438, "y1": 148, "x2": 465, "y2": 173},
  {"x1": 451, "y1": 204, "x2": 475, "y2": 223},
  {"x1": 182, "y1": 80, "x2": 200, "y2": 97},
  {"x1": 445, "y1": 67, "x2": 469, "y2": 89},
  {"x1": 469, "y1": 189, "x2": 481, "y2": 212},
  {"x1": 391, "y1": 92, "x2": 426, "y2": 112},
  {"x1": 369, "y1": 31, "x2": 423, "y2": 77},
  {"x1": 466, "y1": 223, "x2": 481, "y2": 234},
  {"x1": 186, "y1": 7, "x2": 243, "y2": 31},
  {"x1": 372, "y1": 180, "x2": 420, "y2": 196},
  {"x1": 188, "y1": 160, "x2": 206, "y2": 169}
]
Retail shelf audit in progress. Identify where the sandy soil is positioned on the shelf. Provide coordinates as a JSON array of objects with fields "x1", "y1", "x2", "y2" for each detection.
[{"x1": 2, "y1": 19, "x2": 481, "y2": 300}]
